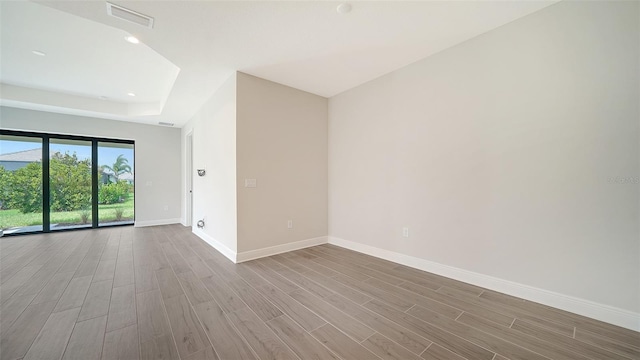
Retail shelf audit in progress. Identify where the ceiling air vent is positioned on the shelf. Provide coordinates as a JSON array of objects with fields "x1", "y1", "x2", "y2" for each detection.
[
  {"x1": 107, "y1": 3, "x2": 154, "y2": 29},
  {"x1": 158, "y1": 122, "x2": 174, "y2": 127}
]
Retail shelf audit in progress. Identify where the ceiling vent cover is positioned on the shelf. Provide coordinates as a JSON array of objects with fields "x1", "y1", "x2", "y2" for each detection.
[{"x1": 107, "y1": 3, "x2": 154, "y2": 29}]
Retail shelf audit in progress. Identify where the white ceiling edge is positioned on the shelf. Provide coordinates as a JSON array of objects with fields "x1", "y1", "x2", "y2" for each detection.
[
  {"x1": 2, "y1": 1, "x2": 561, "y2": 128},
  {"x1": 0, "y1": 84, "x2": 164, "y2": 118}
]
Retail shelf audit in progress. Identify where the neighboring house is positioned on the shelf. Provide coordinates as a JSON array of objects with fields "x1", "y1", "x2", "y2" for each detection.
[{"x1": 0, "y1": 148, "x2": 42, "y2": 171}]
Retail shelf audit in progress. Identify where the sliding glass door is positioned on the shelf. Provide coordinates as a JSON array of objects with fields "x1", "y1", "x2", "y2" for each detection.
[
  {"x1": 49, "y1": 139, "x2": 93, "y2": 231},
  {"x1": 0, "y1": 135, "x2": 43, "y2": 234},
  {"x1": 98, "y1": 142, "x2": 135, "y2": 226},
  {"x1": 0, "y1": 130, "x2": 134, "y2": 235}
]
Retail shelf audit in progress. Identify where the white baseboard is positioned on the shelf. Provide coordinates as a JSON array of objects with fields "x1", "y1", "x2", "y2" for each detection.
[
  {"x1": 192, "y1": 228, "x2": 237, "y2": 263},
  {"x1": 236, "y1": 236, "x2": 328, "y2": 263},
  {"x1": 134, "y1": 218, "x2": 181, "y2": 228},
  {"x1": 328, "y1": 236, "x2": 640, "y2": 332}
]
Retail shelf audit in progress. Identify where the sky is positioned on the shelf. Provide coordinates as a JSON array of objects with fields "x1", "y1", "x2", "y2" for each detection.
[{"x1": 0, "y1": 138, "x2": 134, "y2": 172}]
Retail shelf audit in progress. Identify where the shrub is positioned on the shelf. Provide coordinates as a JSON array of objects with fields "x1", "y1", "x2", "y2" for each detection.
[
  {"x1": 80, "y1": 210, "x2": 90, "y2": 224},
  {"x1": 6, "y1": 162, "x2": 43, "y2": 213},
  {"x1": 115, "y1": 208, "x2": 124, "y2": 221},
  {"x1": 99, "y1": 181, "x2": 129, "y2": 204}
]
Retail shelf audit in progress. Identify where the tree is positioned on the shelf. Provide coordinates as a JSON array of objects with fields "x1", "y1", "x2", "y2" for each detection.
[
  {"x1": 101, "y1": 155, "x2": 131, "y2": 182},
  {"x1": 6, "y1": 162, "x2": 43, "y2": 213},
  {"x1": 49, "y1": 152, "x2": 91, "y2": 212}
]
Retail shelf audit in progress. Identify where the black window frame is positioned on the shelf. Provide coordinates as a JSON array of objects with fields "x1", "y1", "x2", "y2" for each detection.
[{"x1": 0, "y1": 129, "x2": 135, "y2": 236}]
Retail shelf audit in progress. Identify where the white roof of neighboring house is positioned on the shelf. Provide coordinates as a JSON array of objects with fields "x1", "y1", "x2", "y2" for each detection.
[{"x1": 0, "y1": 148, "x2": 42, "y2": 162}]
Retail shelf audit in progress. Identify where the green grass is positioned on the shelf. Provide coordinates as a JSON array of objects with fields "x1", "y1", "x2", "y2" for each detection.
[{"x1": 0, "y1": 194, "x2": 134, "y2": 229}]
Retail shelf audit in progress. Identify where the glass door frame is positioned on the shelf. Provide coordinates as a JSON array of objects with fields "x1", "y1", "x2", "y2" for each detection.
[{"x1": 0, "y1": 129, "x2": 135, "y2": 235}]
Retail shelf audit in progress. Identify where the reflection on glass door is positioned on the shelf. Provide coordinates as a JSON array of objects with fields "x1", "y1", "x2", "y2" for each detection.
[
  {"x1": 98, "y1": 142, "x2": 134, "y2": 226},
  {"x1": 49, "y1": 139, "x2": 93, "y2": 231},
  {"x1": 0, "y1": 135, "x2": 43, "y2": 234}
]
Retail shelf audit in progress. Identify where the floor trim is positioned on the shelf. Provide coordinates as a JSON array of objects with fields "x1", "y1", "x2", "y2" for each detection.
[
  {"x1": 193, "y1": 228, "x2": 237, "y2": 263},
  {"x1": 134, "y1": 218, "x2": 182, "y2": 227},
  {"x1": 328, "y1": 236, "x2": 640, "y2": 332},
  {"x1": 236, "y1": 236, "x2": 328, "y2": 263}
]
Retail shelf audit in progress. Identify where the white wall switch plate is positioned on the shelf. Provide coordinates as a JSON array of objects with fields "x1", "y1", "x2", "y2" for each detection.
[
  {"x1": 245, "y1": 179, "x2": 257, "y2": 188},
  {"x1": 402, "y1": 227, "x2": 409, "y2": 237}
]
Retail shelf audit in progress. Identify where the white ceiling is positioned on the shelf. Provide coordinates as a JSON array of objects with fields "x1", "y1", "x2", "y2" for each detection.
[{"x1": 0, "y1": 0, "x2": 557, "y2": 127}]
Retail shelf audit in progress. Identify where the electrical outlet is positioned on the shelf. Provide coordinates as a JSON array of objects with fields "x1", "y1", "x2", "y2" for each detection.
[
  {"x1": 402, "y1": 227, "x2": 409, "y2": 237},
  {"x1": 163, "y1": 205, "x2": 169, "y2": 211},
  {"x1": 287, "y1": 220, "x2": 293, "y2": 229}
]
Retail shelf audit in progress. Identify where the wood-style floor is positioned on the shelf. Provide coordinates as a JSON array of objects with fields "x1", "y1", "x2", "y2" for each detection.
[{"x1": 0, "y1": 225, "x2": 638, "y2": 360}]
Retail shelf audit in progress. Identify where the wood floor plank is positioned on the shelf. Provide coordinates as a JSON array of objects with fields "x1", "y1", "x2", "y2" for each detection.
[
  {"x1": 299, "y1": 268, "x2": 372, "y2": 305},
  {"x1": 227, "y1": 278, "x2": 283, "y2": 322},
  {"x1": 0, "y1": 265, "x2": 43, "y2": 303},
  {"x1": 311, "y1": 323, "x2": 382, "y2": 360},
  {"x1": 365, "y1": 263, "x2": 442, "y2": 291},
  {"x1": 4, "y1": 224, "x2": 638, "y2": 360},
  {"x1": 364, "y1": 278, "x2": 463, "y2": 320},
  {"x1": 457, "y1": 312, "x2": 592, "y2": 360},
  {"x1": 23, "y1": 307, "x2": 80, "y2": 360},
  {"x1": 574, "y1": 327, "x2": 640, "y2": 359},
  {"x1": 324, "y1": 293, "x2": 432, "y2": 355},
  {"x1": 226, "y1": 307, "x2": 298, "y2": 360},
  {"x1": 266, "y1": 315, "x2": 340, "y2": 360},
  {"x1": 421, "y1": 343, "x2": 467, "y2": 360},
  {"x1": 176, "y1": 271, "x2": 214, "y2": 305},
  {"x1": 255, "y1": 283, "x2": 326, "y2": 332},
  {"x1": 163, "y1": 294, "x2": 209, "y2": 358},
  {"x1": 289, "y1": 288, "x2": 375, "y2": 342},
  {"x1": 331, "y1": 273, "x2": 413, "y2": 311},
  {"x1": 185, "y1": 255, "x2": 215, "y2": 278},
  {"x1": 31, "y1": 271, "x2": 74, "y2": 305},
  {"x1": 511, "y1": 318, "x2": 630, "y2": 360},
  {"x1": 437, "y1": 285, "x2": 569, "y2": 333},
  {"x1": 136, "y1": 289, "x2": 171, "y2": 344},
  {"x1": 200, "y1": 274, "x2": 247, "y2": 313},
  {"x1": 134, "y1": 264, "x2": 159, "y2": 294},
  {"x1": 393, "y1": 264, "x2": 485, "y2": 296},
  {"x1": 0, "y1": 300, "x2": 57, "y2": 360},
  {"x1": 54, "y1": 275, "x2": 92, "y2": 313},
  {"x1": 244, "y1": 261, "x2": 299, "y2": 294},
  {"x1": 78, "y1": 279, "x2": 112, "y2": 322},
  {"x1": 398, "y1": 281, "x2": 516, "y2": 327},
  {"x1": 365, "y1": 300, "x2": 496, "y2": 360},
  {"x1": 305, "y1": 251, "x2": 375, "y2": 282},
  {"x1": 102, "y1": 324, "x2": 140, "y2": 360},
  {"x1": 106, "y1": 284, "x2": 136, "y2": 332},
  {"x1": 0, "y1": 293, "x2": 37, "y2": 337},
  {"x1": 113, "y1": 259, "x2": 134, "y2": 288},
  {"x1": 362, "y1": 332, "x2": 422, "y2": 360},
  {"x1": 140, "y1": 335, "x2": 180, "y2": 360},
  {"x1": 193, "y1": 300, "x2": 257, "y2": 360},
  {"x1": 62, "y1": 315, "x2": 107, "y2": 360},
  {"x1": 183, "y1": 347, "x2": 219, "y2": 360},
  {"x1": 405, "y1": 304, "x2": 546, "y2": 360},
  {"x1": 156, "y1": 267, "x2": 184, "y2": 300},
  {"x1": 73, "y1": 238, "x2": 107, "y2": 278},
  {"x1": 93, "y1": 259, "x2": 117, "y2": 283}
]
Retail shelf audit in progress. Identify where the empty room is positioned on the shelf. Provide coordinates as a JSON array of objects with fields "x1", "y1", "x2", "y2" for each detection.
[{"x1": 0, "y1": 1, "x2": 638, "y2": 359}]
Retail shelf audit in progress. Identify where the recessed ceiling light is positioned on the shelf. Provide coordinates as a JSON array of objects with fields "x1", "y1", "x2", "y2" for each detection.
[
  {"x1": 125, "y1": 35, "x2": 140, "y2": 44},
  {"x1": 127, "y1": 92, "x2": 136, "y2": 97},
  {"x1": 99, "y1": 96, "x2": 108, "y2": 100},
  {"x1": 32, "y1": 50, "x2": 46, "y2": 56},
  {"x1": 337, "y1": 3, "x2": 352, "y2": 14}
]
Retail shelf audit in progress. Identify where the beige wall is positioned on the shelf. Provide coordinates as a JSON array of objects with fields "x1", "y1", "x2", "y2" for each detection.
[
  {"x1": 181, "y1": 74, "x2": 238, "y2": 254},
  {"x1": 0, "y1": 106, "x2": 182, "y2": 226},
  {"x1": 329, "y1": 0, "x2": 639, "y2": 313},
  {"x1": 236, "y1": 73, "x2": 328, "y2": 254}
]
